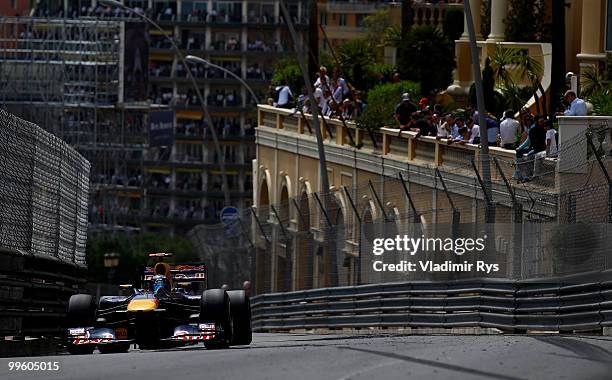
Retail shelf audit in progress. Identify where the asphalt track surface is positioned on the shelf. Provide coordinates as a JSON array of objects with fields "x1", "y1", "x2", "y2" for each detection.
[{"x1": 2, "y1": 333, "x2": 612, "y2": 380}]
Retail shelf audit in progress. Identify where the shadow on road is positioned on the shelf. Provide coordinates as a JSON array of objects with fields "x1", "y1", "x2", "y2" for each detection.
[
  {"x1": 336, "y1": 346, "x2": 526, "y2": 380},
  {"x1": 533, "y1": 336, "x2": 612, "y2": 367}
]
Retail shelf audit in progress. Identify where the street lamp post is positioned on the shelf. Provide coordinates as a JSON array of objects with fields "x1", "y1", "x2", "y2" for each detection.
[
  {"x1": 100, "y1": 0, "x2": 232, "y2": 206},
  {"x1": 103, "y1": 252, "x2": 120, "y2": 290},
  {"x1": 185, "y1": 55, "x2": 260, "y2": 104}
]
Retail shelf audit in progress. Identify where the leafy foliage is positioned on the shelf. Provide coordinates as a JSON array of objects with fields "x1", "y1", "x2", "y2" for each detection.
[
  {"x1": 337, "y1": 39, "x2": 386, "y2": 93},
  {"x1": 356, "y1": 81, "x2": 420, "y2": 131},
  {"x1": 481, "y1": 0, "x2": 491, "y2": 40},
  {"x1": 271, "y1": 58, "x2": 305, "y2": 97},
  {"x1": 482, "y1": 58, "x2": 497, "y2": 112},
  {"x1": 477, "y1": 44, "x2": 544, "y2": 114},
  {"x1": 580, "y1": 66, "x2": 606, "y2": 98},
  {"x1": 364, "y1": 8, "x2": 395, "y2": 55},
  {"x1": 382, "y1": 24, "x2": 402, "y2": 48},
  {"x1": 505, "y1": 0, "x2": 549, "y2": 42},
  {"x1": 86, "y1": 233, "x2": 199, "y2": 283},
  {"x1": 589, "y1": 86, "x2": 612, "y2": 116},
  {"x1": 442, "y1": 6, "x2": 464, "y2": 42},
  {"x1": 397, "y1": 26, "x2": 455, "y2": 96}
]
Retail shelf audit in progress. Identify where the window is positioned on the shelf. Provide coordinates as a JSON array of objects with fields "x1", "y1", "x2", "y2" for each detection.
[
  {"x1": 339, "y1": 14, "x2": 347, "y2": 26},
  {"x1": 356, "y1": 14, "x2": 366, "y2": 27},
  {"x1": 320, "y1": 11, "x2": 327, "y2": 26}
]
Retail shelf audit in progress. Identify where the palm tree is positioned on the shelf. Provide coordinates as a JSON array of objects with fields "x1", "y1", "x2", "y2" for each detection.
[
  {"x1": 488, "y1": 44, "x2": 544, "y2": 112},
  {"x1": 580, "y1": 66, "x2": 606, "y2": 98}
]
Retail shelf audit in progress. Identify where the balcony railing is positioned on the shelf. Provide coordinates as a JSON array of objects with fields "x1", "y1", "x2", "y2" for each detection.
[
  {"x1": 324, "y1": 1, "x2": 389, "y2": 13},
  {"x1": 257, "y1": 105, "x2": 558, "y2": 190}
]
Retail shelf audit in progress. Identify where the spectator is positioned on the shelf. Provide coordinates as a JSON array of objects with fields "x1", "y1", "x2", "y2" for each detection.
[
  {"x1": 353, "y1": 91, "x2": 366, "y2": 118},
  {"x1": 332, "y1": 68, "x2": 349, "y2": 99},
  {"x1": 486, "y1": 115, "x2": 500, "y2": 147},
  {"x1": 458, "y1": 119, "x2": 480, "y2": 145},
  {"x1": 436, "y1": 113, "x2": 455, "y2": 140},
  {"x1": 331, "y1": 78, "x2": 343, "y2": 104},
  {"x1": 411, "y1": 112, "x2": 436, "y2": 137},
  {"x1": 273, "y1": 81, "x2": 293, "y2": 109},
  {"x1": 473, "y1": 111, "x2": 498, "y2": 146},
  {"x1": 544, "y1": 119, "x2": 558, "y2": 157},
  {"x1": 513, "y1": 115, "x2": 546, "y2": 181},
  {"x1": 314, "y1": 82, "x2": 329, "y2": 115},
  {"x1": 449, "y1": 117, "x2": 465, "y2": 142},
  {"x1": 313, "y1": 66, "x2": 330, "y2": 88},
  {"x1": 418, "y1": 97, "x2": 429, "y2": 111},
  {"x1": 394, "y1": 93, "x2": 418, "y2": 129},
  {"x1": 499, "y1": 110, "x2": 520, "y2": 149},
  {"x1": 432, "y1": 113, "x2": 446, "y2": 138},
  {"x1": 392, "y1": 72, "x2": 401, "y2": 83},
  {"x1": 561, "y1": 90, "x2": 588, "y2": 116}
]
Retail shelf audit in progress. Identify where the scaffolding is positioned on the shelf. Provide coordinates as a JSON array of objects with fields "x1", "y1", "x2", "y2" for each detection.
[{"x1": 0, "y1": 17, "x2": 147, "y2": 234}]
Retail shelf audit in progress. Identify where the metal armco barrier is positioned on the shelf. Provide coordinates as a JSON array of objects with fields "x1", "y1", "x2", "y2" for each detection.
[
  {"x1": 251, "y1": 270, "x2": 612, "y2": 332},
  {"x1": 0, "y1": 248, "x2": 87, "y2": 336}
]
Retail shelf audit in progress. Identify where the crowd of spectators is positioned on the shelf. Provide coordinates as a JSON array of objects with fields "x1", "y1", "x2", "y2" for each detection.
[
  {"x1": 271, "y1": 65, "x2": 366, "y2": 121},
  {"x1": 270, "y1": 65, "x2": 590, "y2": 184},
  {"x1": 392, "y1": 89, "x2": 587, "y2": 182},
  {"x1": 31, "y1": 2, "x2": 306, "y2": 26},
  {"x1": 207, "y1": 90, "x2": 241, "y2": 107}
]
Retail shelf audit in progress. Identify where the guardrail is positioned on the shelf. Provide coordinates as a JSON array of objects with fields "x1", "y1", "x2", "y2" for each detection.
[
  {"x1": 0, "y1": 249, "x2": 86, "y2": 337},
  {"x1": 251, "y1": 270, "x2": 612, "y2": 333}
]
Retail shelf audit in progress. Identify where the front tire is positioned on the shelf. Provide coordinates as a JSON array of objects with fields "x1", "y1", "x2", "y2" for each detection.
[
  {"x1": 227, "y1": 290, "x2": 252, "y2": 345},
  {"x1": 200, "y1": 289, "x2": 232, "y2": 348},
  {"x1": 67, "y1": 294, "x2": 96, "y2": 327}
]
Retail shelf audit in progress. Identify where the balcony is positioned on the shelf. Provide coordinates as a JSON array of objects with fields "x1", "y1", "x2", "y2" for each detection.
[
  {"x1": 256, "y1": 105, "x2": 564, "y2": 209},
  {"x1": 323, "y1": 1, "x2": 389, "y2": 13}
]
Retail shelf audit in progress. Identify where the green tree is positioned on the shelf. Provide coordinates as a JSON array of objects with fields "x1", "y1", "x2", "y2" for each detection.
[
  {"x1": 363, "y1": 8, "x2": 396, "y2": 58},
  {"x1": 397, "y1": 25, "x2": 455, "y2": 95},
  {"x1": 337, "y1": 39, "x2": 380, "y2": 93},
  {"x1": 481, "y1": 0, "x2": 491, "y2": 40},
  {"x1": 505, "y1": 0, "x2": 548, "y2": 42},
  {"x1": 86, "y1": 233, "x2": 199, "y2": 284},
  {"x1": 271, "y1": 58, "x2": 305, "y2": 97},
  {"x1": 442, "y1": 7, "x2": 464, "y2": 42},
  {"x1": 485, "y1": 44, "x2": 543, "y2": 113},
  {"x1": 482, "y1": 58, "x2": 497, "y2": 112},
  {"x1": 356, "y1": 80, "x2": 420, "y2": 131}
]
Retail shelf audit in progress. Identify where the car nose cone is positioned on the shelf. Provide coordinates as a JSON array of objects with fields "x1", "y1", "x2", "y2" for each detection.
[{"x1": 127, "y1": 298, "x2": 158, "y2": 312}]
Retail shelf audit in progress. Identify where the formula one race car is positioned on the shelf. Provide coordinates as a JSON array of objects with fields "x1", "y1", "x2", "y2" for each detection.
[{"x1": 65, "y1": 253, "x2": 251, "y2": 354}]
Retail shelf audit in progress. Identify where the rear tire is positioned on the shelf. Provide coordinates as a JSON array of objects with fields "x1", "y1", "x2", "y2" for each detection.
[
  {"x1": 200, "y1": 289, "x2": 232, "y2": 348},
  {"x1": 67, "y1": 294, "x2": 96, "y2": 327},
  {"x1": 227, "y1": 290, "x2": 252, "y2": 345}
]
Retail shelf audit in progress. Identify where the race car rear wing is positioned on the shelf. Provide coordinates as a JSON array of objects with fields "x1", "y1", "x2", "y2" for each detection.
[{"x1": 143, "y1": 264, "x2": 207, "y2": 283}]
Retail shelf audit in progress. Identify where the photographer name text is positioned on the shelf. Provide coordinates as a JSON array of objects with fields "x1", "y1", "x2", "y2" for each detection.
[{"x1": 372, "y1": 235, "x2": 500, "y2": 273}]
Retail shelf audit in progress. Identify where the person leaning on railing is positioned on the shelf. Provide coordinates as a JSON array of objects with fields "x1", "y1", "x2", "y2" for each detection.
[
  {"x1": 513, "y1": 115, "x2": 547, "y2": 182},
  {"x1": 499, "y1": 110, "x2": 520, "y2": 149}
]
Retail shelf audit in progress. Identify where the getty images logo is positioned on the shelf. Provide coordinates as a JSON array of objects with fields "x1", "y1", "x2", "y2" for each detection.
[{"x1": 372, "y1": 235, "x2": 487, "y2": 256}]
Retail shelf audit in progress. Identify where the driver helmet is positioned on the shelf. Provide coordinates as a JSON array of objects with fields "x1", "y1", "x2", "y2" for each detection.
[{"x1": 152, "y1": 275, "x2": 170, "y2": 293}]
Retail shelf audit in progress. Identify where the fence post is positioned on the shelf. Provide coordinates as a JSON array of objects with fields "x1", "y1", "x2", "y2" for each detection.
[
  {"x1": 471, "y1": 159, "x2": 496, "y2": 223},
  {"x1": 343, "y1": 186, "x2": 362, "y2": 285},
  {"x1": 368, "y1": 179, "x2": 389, "y2": 222},
  {"x1": 435, "y1": 168, "x2": 460, "y2": 236},
  {"x1": 398, "y1": 172, "x2": 421, "y2": 223},
  {"x1": 585, "y1": 132, "x2": 612, "y2": 223}
]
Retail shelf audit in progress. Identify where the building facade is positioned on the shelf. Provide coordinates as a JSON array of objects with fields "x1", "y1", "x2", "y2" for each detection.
[
  {"x1": 0, "y1": 0, "x2": 308, "y2": 237},
  {"x1": 450, "y1": 0, "x2": 610, "y2": 102}
]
